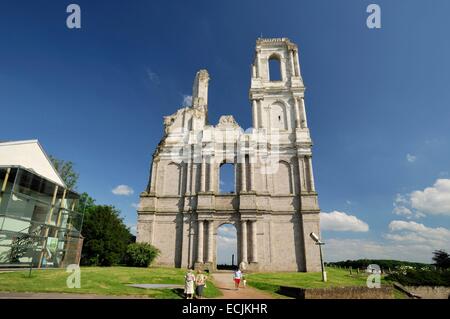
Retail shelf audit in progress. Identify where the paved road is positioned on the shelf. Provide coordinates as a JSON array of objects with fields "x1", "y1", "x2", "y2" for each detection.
[{"x1": 211, "y1": 272, "x2": 274, "y2": 299}]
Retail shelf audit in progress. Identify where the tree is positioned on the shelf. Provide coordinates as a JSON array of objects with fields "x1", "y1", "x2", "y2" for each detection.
[
  {"x1": 432, "y1": 250, "x2": 450, "y2": 269},
  {"x1": 81, "y1": 204, "x2": 133, "y2": 266},
  {"x1": 49, "y1": 155, "x2": 79, "y2": 190},
  {"x1": 79, "y1": 192, "x2": 96, "y2": 212}
]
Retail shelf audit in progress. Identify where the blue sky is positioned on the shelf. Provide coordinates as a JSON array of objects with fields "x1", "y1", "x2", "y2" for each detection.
[{"x1": 1, "y1": 0, "x2": 450, "y2": 263}]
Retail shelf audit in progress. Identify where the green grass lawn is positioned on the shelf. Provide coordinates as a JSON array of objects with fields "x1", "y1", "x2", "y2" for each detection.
[
  {"x1": 0, "y1": 267, "x2": 222, "y2": 299},
  {"x1": 246, "y1": 267, "x2": 401, "y2": 298}
]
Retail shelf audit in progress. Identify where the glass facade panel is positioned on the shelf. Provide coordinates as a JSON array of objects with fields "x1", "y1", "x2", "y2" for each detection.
[
  {"x1": 0, "y1": 166, "x2": 84, "y2": 268},
  {"x1": 0, "y1": 167, "x2": 17, "y2": 215}
]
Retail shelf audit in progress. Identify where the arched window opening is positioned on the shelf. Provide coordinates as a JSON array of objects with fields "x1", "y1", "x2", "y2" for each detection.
[
  {"x1": 219, "y1": 163, "x2": 235, "y2": 194},
  {"x1": 270, "y1": 102, "x2": 287, "y2": 130},
  {"x1": 217, "y1": 223, "x2": 238, "y2": 270},
  {"x1": 268, "y1": 56, "x2": 282, "y2": 81}
]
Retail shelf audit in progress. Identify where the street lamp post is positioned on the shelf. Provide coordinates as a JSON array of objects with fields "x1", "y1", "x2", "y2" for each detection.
[{"x1": 310, "y1": 232, "x2": 327, "y2": 282}]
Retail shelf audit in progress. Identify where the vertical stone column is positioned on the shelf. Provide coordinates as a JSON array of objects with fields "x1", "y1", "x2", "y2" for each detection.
[
  {"x1": 290, "y1": 50, "x2": 296, "y2": 77},
  {"x1": 201, "y1": 156, "x2": 206, "y2": 192},
  {"x1": 255, "y1": 49, "x2": 261, "y2": 78},
  {"x1": 241, "y1": 157, "x2": 247, "y2": 192},
  {"x1": 249, "y1": 155, "x2": 255, "y2": 191},
  {"x1": 294, "y1": 97, "x2": 301, "y2": 128},
  {"x1": 207, "y1": 220, "x2": 214, "y2": 263},
  {"x1": 149, "y1": 161, "x2": 157, "y2": 193},
  {"x1": 241, "y1": 220, "x2": 248, "y2": 264},
  {"x1": 294, "y1": 49, "x2": 300, "y2": 77},
  {"x1": 298, "y1": 156, "x2": 306, "y2": 192},
  {"x1": 300, "y1": 97, "x2": 308, "y2": 128},
  {"x1": 197, "y1": 220, "x2": 204, "y2": 263},
  {"x1": 209, "y1": 156, "x2": 214, "y2": 192},
  {"x1": 185, "y1": 161, "x2": 191, "y2": 194},
  {"x1": 178, "y1": 162, "x2": 185, "y2": 195},
  {"x1": 307, "y1": 156, "x2": 316, "y2": 192},
  {"x1": 250, "y1": 220, "x2": 258, "y2": 263},
  {"x1": 252, "y1": 100, "x2": 259, "y2": 129}
]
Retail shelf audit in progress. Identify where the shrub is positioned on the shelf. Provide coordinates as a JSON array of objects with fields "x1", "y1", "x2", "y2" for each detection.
[{"x1": 125, "y1": 243, "x2": 160, "y2": 267}]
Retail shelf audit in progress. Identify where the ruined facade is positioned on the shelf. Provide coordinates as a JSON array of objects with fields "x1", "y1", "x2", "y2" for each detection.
[{"x1": 137, "y1": 38, "x2": 321, "y2": 271}]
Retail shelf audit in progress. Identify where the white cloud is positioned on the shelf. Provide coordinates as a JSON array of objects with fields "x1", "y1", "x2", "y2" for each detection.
[
  {"x1": 182, "y1": 95, "x2": 192, "y2": 106},
  {"x1": 410, "y1": 179, "x2": 450, "y2": 216},
  {"x1": 131, "y1": 202, "x2": 139, "y2": 209},
  {"x1": 392, "y1": 179, "x2": 450, "y2": 218},
  {"x1": 324, "y1": 221, "x2": 450, "y2": 263},
  {"x1": 392, "y1": 194, "x2": 424, "y2": 219},
  {"x1": 406, "y1": 153, "x2": 416, "y2": 163},
  {"x1": 146, "y1": 68, "x2": 160, "y2": 84},
  {"x1": 393, "y1": 205, "x2": 414, "y2": 217},
  {"x1": 320, "y1": 211, "x2": 369, "y2": 232},
  {"x1": 112, "y1": 185, "x2": 134, "y2": 196},
  {"x1": 387, "y1": 220, "x2": 450, "y2": 244}
]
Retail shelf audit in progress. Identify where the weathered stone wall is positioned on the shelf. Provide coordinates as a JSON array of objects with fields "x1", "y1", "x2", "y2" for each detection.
[
  {"x1": 279, "y1": 286, "x2": 394, "y2": 299},
  {"x1": 137, "y1": 38, "x2": 322, "y2": 272},
  {"x1": 405, "y1": 286, "x2": 450, "y2": 299}
]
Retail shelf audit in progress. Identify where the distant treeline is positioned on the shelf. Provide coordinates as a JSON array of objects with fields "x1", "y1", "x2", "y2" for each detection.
[
  {"x1": 217, "y1": 264, "x2": 238, "y2": 270},
  {"x1": 325, "y1": 259, "x2": 430, "y2": 270}
]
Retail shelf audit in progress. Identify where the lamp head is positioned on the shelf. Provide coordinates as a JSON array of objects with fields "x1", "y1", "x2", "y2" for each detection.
[{"x1": 310, "y1": 232, "x2": 321, "y2": 243}]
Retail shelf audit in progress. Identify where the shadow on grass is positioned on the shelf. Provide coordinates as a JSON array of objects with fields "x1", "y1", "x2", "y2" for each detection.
[{"x1": 172, "y1": 288, "x2": 186, "y2": 299}]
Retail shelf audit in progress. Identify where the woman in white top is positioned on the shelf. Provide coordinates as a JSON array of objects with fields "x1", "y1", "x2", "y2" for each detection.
[{"x1": 184, "y1": 270, "x2": 196, "y2": 299}]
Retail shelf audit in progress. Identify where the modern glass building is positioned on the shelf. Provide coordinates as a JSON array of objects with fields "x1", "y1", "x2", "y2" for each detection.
[{"x1": 0, "y1": 166, "x2": 84, "y2": 268}]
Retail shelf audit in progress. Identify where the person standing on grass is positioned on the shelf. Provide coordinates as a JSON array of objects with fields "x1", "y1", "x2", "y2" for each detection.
[
  {"x1": 195, "y1": 270, "x2": 208, "y2": 299},
  {"x1": 184, "y1": 269, "x2": 196, "y2": 299},
  {"x1": 233, "y1": 269, "x2": 242, "y2": 290}
]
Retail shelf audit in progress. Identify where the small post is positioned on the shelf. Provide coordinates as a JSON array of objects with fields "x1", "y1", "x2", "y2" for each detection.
[
  {"x1": 309, "y1": 232, "x2": 327, "y2": 282},
  {"x1": 232, "y1": 254, "x2": 235, "y2": 267},
  {"x1": 349, "y1": 266, "x2": 352, "y2": 275},
  {"x1": 318, "y1": 242, "x2": 327, "y2": 282}
]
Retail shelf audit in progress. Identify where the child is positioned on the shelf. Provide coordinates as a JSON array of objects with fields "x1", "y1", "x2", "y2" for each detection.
[{"x1": 233, "y1": 269, "x2": 242, "y2": 290}]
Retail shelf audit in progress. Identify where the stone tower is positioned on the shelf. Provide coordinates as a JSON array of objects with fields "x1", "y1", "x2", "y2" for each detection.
[{"x1": 137, "y1": 38, "x2": 321, "y2": 272}]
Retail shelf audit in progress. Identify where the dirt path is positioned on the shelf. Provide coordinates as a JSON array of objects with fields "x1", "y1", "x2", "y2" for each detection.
[{"x1": 211, "y1": 272, "x2": 274, "y2": 299}]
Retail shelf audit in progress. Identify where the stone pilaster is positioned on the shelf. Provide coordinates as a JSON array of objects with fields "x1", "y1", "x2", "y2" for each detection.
[
  {"x1": 250, "y1": 220, "x2": 258, "y2": 263},
  {"x1": 241, "y1": 220, "x2": 248, "y2": 264},
  {"x1": 197, "y1": 220, "x2": 204, "y2": 263},
  {"x1": 207, "y1": 220, "x2": 214, "y2": 263}
]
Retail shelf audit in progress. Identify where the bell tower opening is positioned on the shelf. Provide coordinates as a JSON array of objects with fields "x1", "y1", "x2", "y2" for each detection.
[{"x1": 268, "y1": 55, "x2": 282, "y2": 81}]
